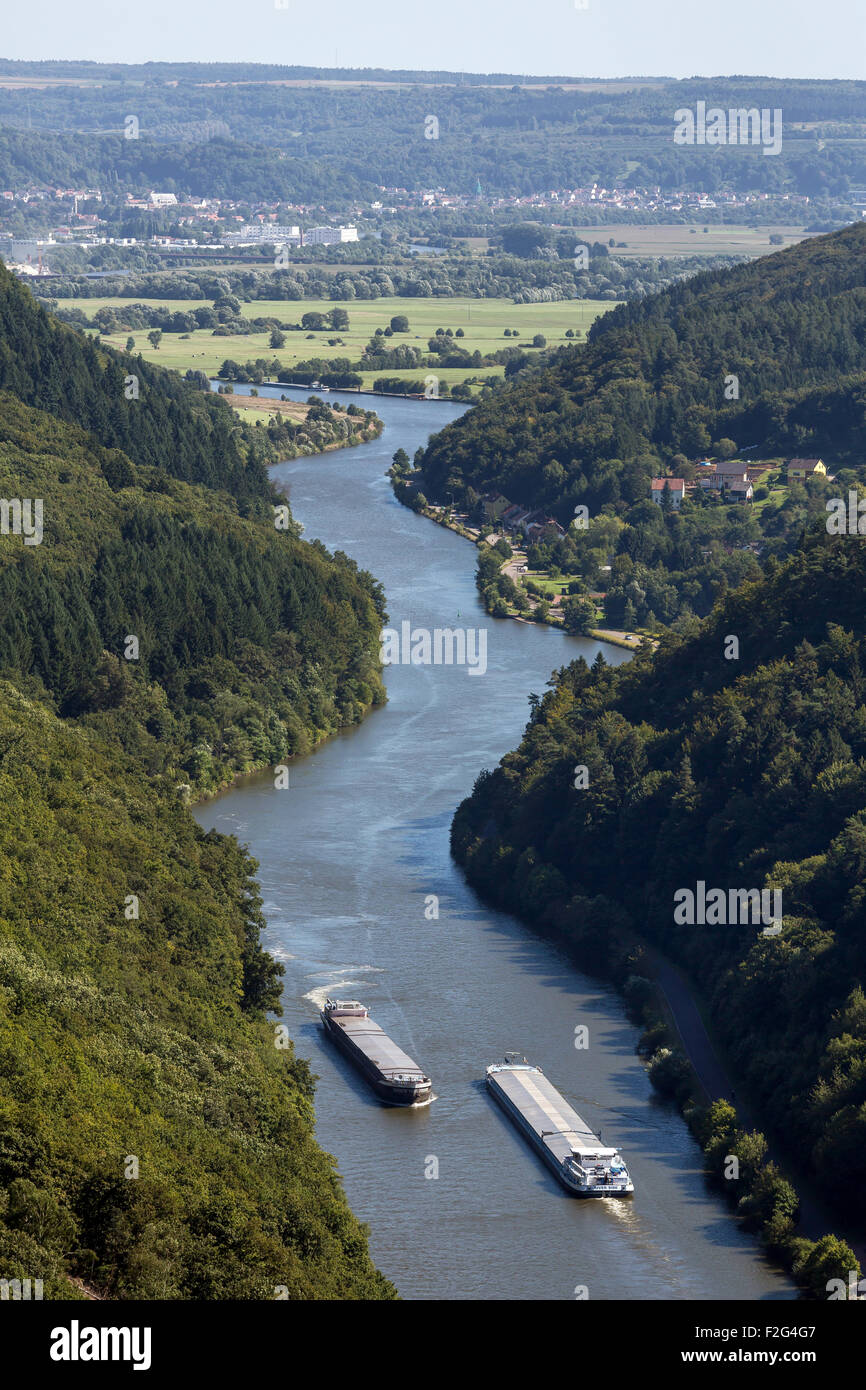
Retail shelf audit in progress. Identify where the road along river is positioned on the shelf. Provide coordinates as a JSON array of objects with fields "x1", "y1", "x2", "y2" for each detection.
[{"x1": 196, "y1": 385, "x2": 794, "y2": 1301}]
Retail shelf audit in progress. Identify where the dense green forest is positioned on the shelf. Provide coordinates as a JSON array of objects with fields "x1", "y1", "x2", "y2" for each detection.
[
  {"x1": 0, "y1": 270, "x2": 393, "y2": 1296},
  {"x1": 0, "y1": 262, "x2": 272, "y2": 500},
  {"x1": 452, "y1": 533, "x2": 866, "y2": 1238},
  {"x1": 410, "y1": 223, "x2": 866, "y2": 623},
  {"x1": 1, "y1": 68, "x2": 866, "y2": 198},
  {"x1": 0, "y1": 683, "x2": 393, "y2": 1298}
]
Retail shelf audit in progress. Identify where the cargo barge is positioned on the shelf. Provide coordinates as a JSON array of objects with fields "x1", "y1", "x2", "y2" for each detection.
[
  {"x1": 321, "y1": 999, "x2": 433, "y2": 1106},
  {"x1": 486, "y1": 1055, "x2": 633, "y2": 1195}
]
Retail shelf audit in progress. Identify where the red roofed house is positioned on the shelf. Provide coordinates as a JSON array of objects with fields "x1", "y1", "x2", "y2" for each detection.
[{"x1": 651, "y1": 478, "x2": 686, "y2": 509}]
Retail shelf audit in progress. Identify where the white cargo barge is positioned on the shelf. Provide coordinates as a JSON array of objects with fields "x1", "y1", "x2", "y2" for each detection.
[
  {"x1": 321, "y1": 999, "x2": 433, "y2": 1106},
  {"x1": 486, "y1": 1055, "x2": 633, "y2": 1196}
]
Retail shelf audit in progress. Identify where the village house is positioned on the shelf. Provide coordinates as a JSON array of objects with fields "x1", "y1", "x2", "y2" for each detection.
[
  {"x1": 726, "y1": 480, "x2": 754, "y2": 502},
  {"x1": 500, "y1": 504, "x2": 534, "y2": 531},
  {"x1": 480, "y1": 494, "x2": 511, "y2": 525},
  {"x1": 787, "y1": 457, "x2": 826, "y2": 482},
  {"x1": 693, "y1": 457, "x2": 759, "y2": 501},
  {"x1": 714, "y1": 459, "x2": 751, "y2": 480},
  {"x1": 698, "y1": 469, "x2": 748, "y2": 487},
  {"x1": 525, "y1": 515, "x2": 566, "y2": 541},
  {"x1": 650, "y1": 478, "x2": 686, "y2": 508}
]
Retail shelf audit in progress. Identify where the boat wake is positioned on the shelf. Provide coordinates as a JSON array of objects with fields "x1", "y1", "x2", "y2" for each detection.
[
  {"x1": 407, "y1": 1091, "x2": 436, "y2": 1109},
  {"x1": 302, "y1": 965, "x2": 385, "y2": 1012}
]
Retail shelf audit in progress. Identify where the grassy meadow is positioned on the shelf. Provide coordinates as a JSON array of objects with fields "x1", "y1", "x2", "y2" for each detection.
[
  {"x1": 570, "y1": 223, "x2": 812, "y2": 258},
  {"x1": 75, "y1": 295, "x2": 616, "y2": 391}
]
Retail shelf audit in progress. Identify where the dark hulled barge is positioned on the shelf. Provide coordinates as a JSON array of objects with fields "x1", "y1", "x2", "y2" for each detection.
[{"x1": 321, "y1": 999, "x2": 433, "y2": 1106}]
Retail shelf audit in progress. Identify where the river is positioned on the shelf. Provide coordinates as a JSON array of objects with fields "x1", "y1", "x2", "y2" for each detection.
[{"x1": 195, "y1": 385, "x2": 794, "y2": 1301}]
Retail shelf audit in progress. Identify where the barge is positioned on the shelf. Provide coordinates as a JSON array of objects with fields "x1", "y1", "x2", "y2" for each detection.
[
  {"x1": 321, "y1": 999, "x2": 432, "y2": 1106},
  {"x1": 486, "y1": 1055, "x2": 633, "y2": 1196}
]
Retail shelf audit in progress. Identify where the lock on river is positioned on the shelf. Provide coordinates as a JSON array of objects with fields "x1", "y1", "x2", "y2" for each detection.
[{"x1": 195, "y1": 384, "x2": 794, "y2": 1302}]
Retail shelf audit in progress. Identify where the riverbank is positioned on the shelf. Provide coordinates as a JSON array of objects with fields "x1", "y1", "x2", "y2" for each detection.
[
  {"x1": 188, "y1": 686, "x2": 386, "y2": 807},
  {"x1": 588, "y1": 627, "x2": 656, "y2": 651},
  {"x1": 257, "y1": 377, "x2": 456, "y2": 402},
  {"x1": 217, "y1": 387, "x2": 384, "y2": 452},
  {"x1": 406, "y1": 497, "x2": 659, "y2": 648},
  {"x1": 642, "y1": 943, "x2": 865, "y2": 1266}
]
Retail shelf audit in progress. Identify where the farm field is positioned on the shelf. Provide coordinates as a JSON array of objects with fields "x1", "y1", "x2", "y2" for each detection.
[
  {"x1": 72, "y1": 295, "x2": 617, "y2": 389},
  {"x1": 570, "y1": 223, "x2": 813, "y2": 257}
]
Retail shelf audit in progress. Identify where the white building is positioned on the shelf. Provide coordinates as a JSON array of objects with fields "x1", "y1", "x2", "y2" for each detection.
[
  {"x1": 302, "y1": 225, "x2": 359, "y2": 245},
  {"x1": 223, "y1": 225, "x2": 301, "y2": 246},
  {"x1": 650, "y1": 477, "x2": 686, "y2": 509},
  {"x1": 149, "y1": 192, "x2": 178, "y2": 207}
]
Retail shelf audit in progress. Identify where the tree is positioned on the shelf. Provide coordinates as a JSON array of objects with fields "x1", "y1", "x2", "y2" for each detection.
[
  {"x1": 561, "y1": 595, "x2": 597, "y2": 635},
  {"x1": 795, "y1": 1235, "x2": 861, "y2": 1299},
  {"x1": 100, "y1": 450, "x2": 137, "y2": 492},
  {"x1": 715, "y1": 438, "x2": 738, "y2": 459},
  {"x1": 147, "y1": 330, "x2": 162, "y2": 350},
  {"x1": 269, "y1": 328, "x2": 286, "y2": 349},
  {"x1": 328, "y1": 307, "x2": 350, "y2": 331},
  {"x1": 534, "y1": 598, "x2": 550, "y2": 622},
  {"x1": 125, "y1": 336, "x2": 135, "y2": 352},
  {"x1": 390, "y1": 314, "x2": 409, "y2": 333},
  {"x1": 532, "y1": 334, "x2": 547, "y2": 349},
  {"x1": 501, "y1": 222, "x2": 549, "y2": 256}
]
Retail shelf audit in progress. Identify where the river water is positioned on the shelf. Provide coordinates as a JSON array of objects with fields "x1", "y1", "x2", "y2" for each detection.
[{"x1": 195, "y1": 385, "x2": 793, "y2": 1302}]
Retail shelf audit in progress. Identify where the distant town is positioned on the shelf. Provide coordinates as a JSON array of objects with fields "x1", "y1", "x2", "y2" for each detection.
[{"x1": 0, "y1": 175, "x2": 860, "y2": 278}]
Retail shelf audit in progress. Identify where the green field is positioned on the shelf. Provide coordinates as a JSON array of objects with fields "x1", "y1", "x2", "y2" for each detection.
[
  {"x1": 571, "y1": 224, "x2": 812, "y2": 258},
  {"x1": 75, "y1": 295, "x2": 616, "y2": 390},
  {"x1": 523, "y1": 571, "x2": 572, "y2": 597}
]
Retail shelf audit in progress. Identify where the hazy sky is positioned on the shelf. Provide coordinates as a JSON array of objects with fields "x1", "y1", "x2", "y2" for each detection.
[{"x1": 3, "y1": 0, "x2": 865, "y2": 80}]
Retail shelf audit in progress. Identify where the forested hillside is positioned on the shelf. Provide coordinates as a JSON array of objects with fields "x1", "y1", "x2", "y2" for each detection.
[
  {"x1": 452, "y1": 531, "x2": 866, "y2": 1229},
  {"x1": 0, "y1": 684, "x2": 394, "y2": 1298},
  {"x1": 1, "y1": 69, "x2": 865, "y2": 198},
  {"x1": 420, "y1": 223, "x2": 866, "y2": 515},
  {"x1": 0, "y1": 275, "x2": 393, "y2": 1296},
  {"x1": 0, "y1": 265, "x2": 387, "y2": 792},
  {"x1": 407, "y1": 224, "x2": 866, "y2": 626},
  {"x1": 0, "y1": 263, "x2": 273, "y2": 500}
]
